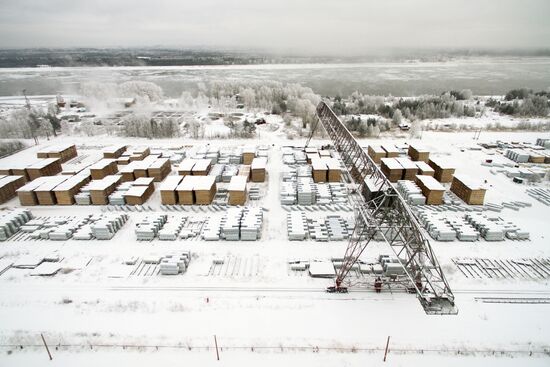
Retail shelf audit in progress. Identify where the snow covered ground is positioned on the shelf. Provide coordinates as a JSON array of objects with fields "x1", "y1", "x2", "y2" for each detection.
[{"x1": 0, "y1": 127, "x2": 549, "y2": 365}]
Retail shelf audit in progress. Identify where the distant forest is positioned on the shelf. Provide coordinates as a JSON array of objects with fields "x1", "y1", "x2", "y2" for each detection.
[{"x1": 1, "y1": 48, "x2": 550, "y2": 68}]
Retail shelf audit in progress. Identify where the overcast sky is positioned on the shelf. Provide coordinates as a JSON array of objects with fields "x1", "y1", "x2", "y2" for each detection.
[{"x1": 1, "y1": 0, "x2": 549, "y2": 54}]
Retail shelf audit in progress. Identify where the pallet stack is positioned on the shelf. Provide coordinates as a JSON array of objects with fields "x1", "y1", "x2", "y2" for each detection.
[
  {"x1": 102, "y1": 144, "x2": 127, "y2": 159},
  {"x1": 36, "y1": 143, "x2": 77, "y2": 163},
  {"x1": 367, "y1": 145, "x2": 386, "y2": 163},
  {"x1": 0, "y1": 162, "x2": 30, "y2": 182},
  {"x1": 414, "y1": 161, "x2": 435, "y2": 176},
  {"x1": 147, "y1": 158, "x2": 172, "y2": 182},
  {"x1": 89, "y1": 159, "x2": 118, "y2": 180},
  {"x1": 528, "y1": 151, "x2": 546, "y2": 164},
  {"x1": 408, "y1": 144, "x2": 430, "y2": 163},
  {"x1": 242, "y1": 146, "x2": 256, "y2": 165},
  {"x1": 88, "y1": 175, "x2": 122, "y2": 205},
  {"x1": 381, "y1": 144, "x2": 400, "y2": 158},
  {"x1": 128, "y1": 146, "x2": 150, "y2": 162},
  {"x1": 25, "y1": 158, "x2": 62, "y2": 181},
  {"x1": 251, "y1": 157, "x2": 267, "y2": 183},
  {"x1": 415, "y1": 175, "x2": 445, "y2": 205},
  {"x1": 159, "y1": 176, "x2": 184, "y2": 205},
  {"x1": 53, "y1": 173, "x2": 91, "y2": 205},
  {"x1": 428, "y1": 157, "x2": 456, "y2": 183},
  {"x1": 395, "y1": 157, "x2": 418, "y2": 180},
  {"x1": 450, "y1": 175, "x2": 487, "y2": 205},
  {"x1": 228, "y1": 176, "x2": 247, "y2": 205},
  {"x1": 123, "y1": 177, "x2": 155, "y2": 205},
  {"x1": 380, "y1": 158, "x2": 403, "y2": 182}
]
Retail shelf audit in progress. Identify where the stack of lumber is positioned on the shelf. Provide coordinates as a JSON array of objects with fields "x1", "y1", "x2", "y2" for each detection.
[
  {"x1": 414, "y1": 161, "x2": 435, "y2": 176},
  {"x1": 238, "y1": 165, "x2": 251, "y2": 181},
  {"x1": 123, "y1": 177, "x2": 155, "y2": 205},
  {"x1": 53, "y1": 173, "x2": 91, "y2": 205},
  {"x1": 450, "y1": 174, "x2": 487, "y2": 205},
  {"x1": 251, "y1": 157, "x2": 267, "y2": 183},
  {"x1": 159, "y1": 175, "x2": 183, "y2": 205},
  {"x1": 408, "y1": 143, "x2": 430, "y2": 162},
  {"x1": 88, "y1": 175, "x2": 122, "y2": 205},
  {"x1": 381, "y1": 144, "x2": 400, "y2": 158},
  {"x1": 311, "y1": 158, "x2": 328, "y2": 183},
  {"x1": 26, "y1": 158, "x2": 62, "y2": 181},
  {"x1": 34, "y1": 176, "x2": 69, "y2": 205},
  {"x1": 242, "y1": 146, "x2": 256, "y2": 165},
  {"x1": 228, "y1": 176, "x2": 247, "y2": 205},
  {"x1": 102, "y1": 144, "x2": 127, "y2": 159},
  {"x1": 0, "y1": 175, "x2": 26, "y2": 204},
  {"x1": 0, "y1": 162, "x2": 31, "y2": 182},
  {"x1": 194, "y1": 176, "x2": 217, "y2": 204},
  {"x1": 306, "y1": 153, "x2": 319, "y2": 163},
  {"x1": 528, "y1": 151, "x2": 546, "y2": 164},
  {"x1": 119, "y1": 161, "x2": 139, "y2": 182},
  {"x1": 176, "y1": 175, "x2": 199, "y2": 204},
  {"x1": 191, "y1": 159, "x2": 211, "y2": 176},
  {"x1": 89, "y1": 159, "x2": 118, "y2": 180},
  {"x1": 324, "y1": 158, "x2": 341, "y2": 182},
  {"x1": 367, "y1": 145, "x2": 386, "y2": 163},
  {"x1": 428, "y1": 157, "x2": 456, "y2": 183},
  {"x1": 177, "y1": 158, "x2": 196, "y2": 176},
  {"x1": 415, "y1": 175, "x2": 445, "y2": 205},
  {"x1": 36, "y1": 143, "x2": 77, "y2": 163},
  {"x1": 128, "y1": 146, "x2": 150, "y2": 161},
  {"x1": 380, "y1": 158, "x2": 403, "y2": 182},
  {"x1": 147, "y1": 158, "x2": 171, "y2": 182},
  {"x1": 395, "y1": 157, "x2": 418, "y2": 180},
  {"x1": 319, "y1": 149, "x2": 331, "y2": 158},
  {"x1": 133, "y1": 156, "x2": 157, "y2": 178},
  {"x1": 17, "y1": 177, "x2": 50, "y2": 205}
]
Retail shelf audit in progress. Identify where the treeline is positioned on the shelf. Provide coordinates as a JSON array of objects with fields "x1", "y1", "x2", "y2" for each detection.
[
  {"x1": 0, "y1": 140, "x2": 25, "y2": 157},
  {"x1": 332, "y1": 90, "x2": 476, "y2": 121},
  {"x1": 487, "y1": 88, "x2": 550, "y2": 117},
  {"x1": 123, "y1": 113, "x2": 180, "y2": 139},
  {"x1": 0, "y1": 104, "x2": 61, "y2": 139}
]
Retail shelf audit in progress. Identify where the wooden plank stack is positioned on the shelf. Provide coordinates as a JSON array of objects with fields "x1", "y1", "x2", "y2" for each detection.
[
  {"x1": 88, "y1": 175, "x2": 122, "y2": 205},
  {"x1": 159, "y1": 175, "x2": 183, "y2": 205},
  {"x1": 242, "y1": 146, "x2": 256, "y2": 165},
  {"x1": 17, "y1": 177, "x2": 50, "y2": 206},
  {"x1": 89, "y1": 159, "x2": 118, "y2": 180},
  {"x1": 147, "y1": 158, "x2": 172, "y2": 182},
  {"x1": 128, "y1": 146, "x2": 150, "y2": 162},
  {"x1": 528, "y1": 151, "x2": 546, "y2": 164},
  {"x1": 395, "y1": 157, "x2": 418, "y2": 181},
  {"x1": 367, "y1": 145, "x2": 386, "y2": 164},
  {"x1": 0, "y1": 162, "x2": 31, "y2": 182},
  {"x1": 428, "y1": 157, "x2": 456, "y2": 183},
  {"x1": 53, "y1": 173, "x2": 91, "y2": 205},
  {"x1": 251, "y1": 157, "x2": 267, "y2": 183},
  {"x1": 381, "y1": 144, "x2": 400, "y2": 158},
  {"x1": 415, "y1": 175, "x2": 445, "y2": 205},
  {"x1": 102, "y1": 144, "x2": 127, "y2": 159},
  {"x1": 324, "y1": 158, "x2": 341, "y2": 182},
  {"x1": 380, "y1": 158, "x2": 403, "y2": 182},
  {"x1": 414, "y1": 161, "x2": 435, "y2": 176},
  {"x1": 176, "y1": 175, "x2": 198, "y2": 205},
  {"x1": 177, "y1": 158, "x2": 196, "y2": 176},
  {"x1": 238, "y1": 165, "x2": 251, "y2": 181},
  {"x1": 34, "y1": 176, "x2": 69, "y2": 205},
  {"x1": 36, "y1": 143, "x2": 77, "y2": 163},
  {"x1": 408, "y1": 143, "x2": 430, "y2": 163},
  {"x1": 26, "y1": 158, "x2": 62, "y2": 181},
  {"x1": 228, "y1": 176, "x2": 247, "y2": 205},
  {"x1": 194, "y1": 176, "x2": 217, "y2": 204},
  {"x1": 191, "y1": 159, "x2": 212, "y2": 176},
  {"x1": 311, "y1": 158, "x2": 327, "y2": 183},
  {"x1": 124, "y1": 177, "x2": 155, "y2": 205},
  {"x1": 0, "y1": 175, "x2": 26, "y2": 204},
  {"x1": 450, "y1": 175, "x2": 487, "y2": 205}
]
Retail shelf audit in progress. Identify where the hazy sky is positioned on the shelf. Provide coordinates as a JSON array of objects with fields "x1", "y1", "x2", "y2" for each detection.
[{"x1": 1, "y1": 0, "x2": 549, "y2": 53}]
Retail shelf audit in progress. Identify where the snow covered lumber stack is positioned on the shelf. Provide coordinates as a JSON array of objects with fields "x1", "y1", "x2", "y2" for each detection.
[{"x1": 450, "y1": 174, "x2": 487, "y2": 205}]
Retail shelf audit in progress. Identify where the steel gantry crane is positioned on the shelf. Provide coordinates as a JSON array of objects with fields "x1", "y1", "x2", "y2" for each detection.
[{"x1": 314, "y1": 101, "x2": 457, "y2": 315}]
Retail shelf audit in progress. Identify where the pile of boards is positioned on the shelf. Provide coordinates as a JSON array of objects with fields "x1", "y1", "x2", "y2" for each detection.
[
  {"x1": 37, "y1": 143, "x2": 77, "y2": 163},
  {"x1": 367, "y1": 144, "x2": 400, "y2": 163},
  {"x1": 102, "y1": 144, "x2": 127, "y2": 159},
  {"x1": 119, "y1": 156, "x2": 171, "y2": 182},
  {"x1": 135, "y1": 214, "x2": 168, "y2": 241},
  {"x1": 90, "y1": 213, "x2": 129, "y2": 240},
  {"x1": 75, "y1": 175, "x2": 122, "y2": 205},
  {"x1": 172, "y1": 175, "x2": 217, "y2": 205},
  {"x1": 0, "y1": 209, "x2": 33, "y2": 241},
  {"x1": 450, "y1": 175, "x2": 486, "y2": 205},
  {"x1": 17, "y1": 173, "x2": 91, "y2": 206},
  {"x1": 160, "y1": 252, "x2": 191, "y2": 275},
  {"x1": 89, "y1": 159, "x2": 119, "y2": 180},
  {"x1": 250, "y1": 157, "x2": 267, "y2": 182},
  {"x1": 109, "y1": 177, "x2": 155, "y2": 205},
  {"x1": 310, "y1": 157, "x2": 341, "y2": 183},
  {"x1": 228, "y1": 176, "x2": 247, "y2": 205},
  {"x1": 0, "y1": 175, "x2": 26, "y2": 204},
  {"x1": 1, "y1": 158, "x2": 63, "y2": 182},
  {"x1": 177, "y1": 158, "x2": 212, "y2": 176}
]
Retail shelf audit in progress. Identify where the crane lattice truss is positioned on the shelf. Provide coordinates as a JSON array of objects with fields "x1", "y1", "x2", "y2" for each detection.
[{"x1": 316, "y1": 101, "x2": 457, "y2": 315}]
